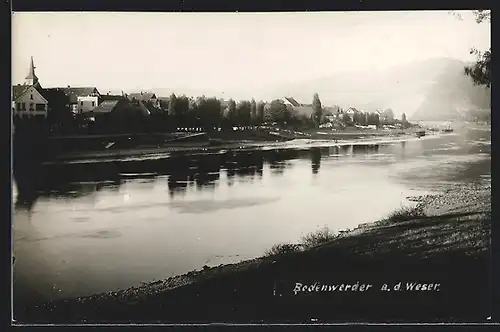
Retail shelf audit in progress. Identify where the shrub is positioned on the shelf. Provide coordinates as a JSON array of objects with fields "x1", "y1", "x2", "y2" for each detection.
[
  {"x1": 264, "y1": 243, "x2": 302, "y2": 257},
  {"x1": 300, "y1": 226, "x2": 337, "y2": 249},
  {"x1": 385, "y1": 205, "x2": 426, "y2": 223}
]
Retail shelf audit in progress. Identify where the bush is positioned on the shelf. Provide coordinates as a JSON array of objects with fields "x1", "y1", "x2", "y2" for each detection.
[
  {"x1": 300, "y1": 226, "x2": 337, "y2": 250},
  {"x1": 385, "y1": 205, "x2": 426, "y2": 223},
  {"x1": 264, "y1": 243, "x2": 302, "y2": 257}
]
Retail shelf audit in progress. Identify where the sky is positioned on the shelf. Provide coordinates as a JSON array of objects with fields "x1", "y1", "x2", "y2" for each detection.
[{"x1": 12, "y1": 11, "x2": 490, "y2": 98}]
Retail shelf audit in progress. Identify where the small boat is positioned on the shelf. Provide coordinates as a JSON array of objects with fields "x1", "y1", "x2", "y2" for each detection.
[
  {"x1": 416, "y1": 130, "x2": 426, "y2": 138},
  {"x1": 442, "y1": 126, "x2": 453, "y2": 133}
]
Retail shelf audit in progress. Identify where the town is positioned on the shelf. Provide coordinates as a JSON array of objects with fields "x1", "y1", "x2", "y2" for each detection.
[{"x1": 13, "y1": 57, "x2": 409, "y2": 137}]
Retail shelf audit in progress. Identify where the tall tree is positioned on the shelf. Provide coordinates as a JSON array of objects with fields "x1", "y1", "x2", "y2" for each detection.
[
  {"x1": 226, "y1": 99, "x2": 237, "y2": 125},
  {"x1": 256, "y1": 101, "x2": 265, "y2": 125},
  {"x1": 312, "y1": 93, "x2": 323, "y2": 127},
  {"x1": 250, "y1": 98, "x2": 257, "y2": 124},
  {"x1": 236, "y1": 100, "x2": 252, "y2": 126}
]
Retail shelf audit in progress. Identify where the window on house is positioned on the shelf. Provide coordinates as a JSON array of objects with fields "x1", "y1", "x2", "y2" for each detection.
[
  {"x1": 22, "y1": 103, "x2": 26, "y2": 110},
  {"x1": 92, "y1": 101, "x2": 95, "y2": 107},
  {"x1": 29, "y1": 103, "x2": 34, "y2": 110},
  {"x1": 81, "y1": 101, "x2": 84, "y2": 106},
  {"x1": 16, "y1": 103, "x2": 21, "y2": 110},
  {"x1": 30, "y1": 94, "x2": 33, "y2": 100},
  {"x1": 35, "y1": 103, "x2": 45, "y2": 111}
]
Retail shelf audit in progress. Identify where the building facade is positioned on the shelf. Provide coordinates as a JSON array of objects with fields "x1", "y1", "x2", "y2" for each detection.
[{"x1": 77, "y1": 95, "x2": 99, "y2": 113}]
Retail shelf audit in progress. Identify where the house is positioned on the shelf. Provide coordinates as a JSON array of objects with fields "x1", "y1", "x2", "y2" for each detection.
[
  {"x1": 128, "y1": 92, "x2": 160, "y2": 108},
  {"x1": 49, "y1": 86, "x2": 101, "y2": 114},
  {"x1": 345, "y1": 107, "x2": 359, "y2": 121},
  {"x1": 12, "y1": 57, "x2": 48, "y2": 118}
]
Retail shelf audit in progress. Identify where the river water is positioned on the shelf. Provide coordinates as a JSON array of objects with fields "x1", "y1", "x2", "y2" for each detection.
[{"x1": 12, "y1": 124, "x2": 491, "y2": 305}]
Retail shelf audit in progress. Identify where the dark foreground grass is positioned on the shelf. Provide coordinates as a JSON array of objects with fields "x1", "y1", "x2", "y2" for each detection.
[{"x1": 14, "y1": 204, "x2": 491, "y2": 324}]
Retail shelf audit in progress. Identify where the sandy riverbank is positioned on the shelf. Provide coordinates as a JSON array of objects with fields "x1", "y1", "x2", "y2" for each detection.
[{"x1": 14, "y1": 179, "x2": 491, "y2": 323}]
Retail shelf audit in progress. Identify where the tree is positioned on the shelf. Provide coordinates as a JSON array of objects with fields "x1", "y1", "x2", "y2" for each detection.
[
  {"x1": 401, "y1": 113, "x2": 407, "y2": 122},
  {"x1": 256, "y1": 101, "x2": 265, "y2": 125},
  {"x1": 269, "y1": 99, "x2": 289, "y2": 125},
  {"x1": 250, "y1": 99, "x2": 257, "y2": 124},
  {"x1": 236, "y1": 100, "x2": 252, "y2": 126},
  {"x1": 464, "y1": 10, "x2": 491, "y2": 88},
  {"x1": 342, "y1": 113, "x2": 352, "y2": 126},
  {"x1": 312, "y1": 93, "x2": 323, "y2": 127},
  {"x1": 226, "y1": 99, "x2": 237, "y2": 125},
  {"x1": 366, "y1": 112, "x2": 380, "y2": 126}
]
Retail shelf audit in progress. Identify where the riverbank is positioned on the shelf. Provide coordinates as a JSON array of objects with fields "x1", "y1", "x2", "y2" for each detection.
[
  {"x1": 44, "y1": 128, "x2": 431, "y2": 163},
  {"x1": 15, "y1": 180, "x2": 491, "y2": 323}
]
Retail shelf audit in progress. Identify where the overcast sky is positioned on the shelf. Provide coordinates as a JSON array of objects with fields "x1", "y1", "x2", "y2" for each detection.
[{"x1": 12, "y1": 11, "x2": 490, "y2": 97}]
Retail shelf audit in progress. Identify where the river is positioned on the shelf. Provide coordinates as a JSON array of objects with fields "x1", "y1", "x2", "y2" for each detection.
[{"x1": 12, "y1": 124, "x2": 491, "y2": 306}]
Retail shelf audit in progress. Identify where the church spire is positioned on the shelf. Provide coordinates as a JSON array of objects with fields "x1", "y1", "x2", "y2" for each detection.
[{"x1": 25, "y1": 56, "x2": 39, "y2": 86}]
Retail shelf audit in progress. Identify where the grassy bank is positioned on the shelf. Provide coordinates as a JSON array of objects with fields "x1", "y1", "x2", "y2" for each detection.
[{"x1": 14, "y1": 182, "x2": 491, "y2": 323}]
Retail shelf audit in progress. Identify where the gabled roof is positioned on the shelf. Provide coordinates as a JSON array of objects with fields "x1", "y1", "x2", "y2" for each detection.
[
  {"x1": 283, "y1": 97, "x2": 301, "y2": 107},
  {"x1": 12, "y1": 84, "x2": 47, "y2": 103},
  {"x1": 12, "y1": 85, "x2": 30, "y2": 100},
  {"x1": 346, "y1": 107, "x2": 359, "y2": 113},
  {"x1": 128, "y1": 92, "x2": 157, "y2": 101},
  {"x1": 100, "y1": 94, "x2": 126, "y2": 102},
  {"x1": 51, "y1": 87, "x2": 100, "y2": 103},
  {"x1": 84, "y1": 100, "x2": 119, "y2": 115},
  {"x1": 42, "y1": 88, "x2": 70, "y2": 105}
]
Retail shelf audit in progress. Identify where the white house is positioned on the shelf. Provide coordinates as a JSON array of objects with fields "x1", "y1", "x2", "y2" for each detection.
[
  {"x1": 77, "y1": 95, "x2": 99, "y2": 113},
  {"x1": 345, "y1": 107, "x2": 359, "y2": 121},
  {"x1": 12, "y1": 57, "x2": 48, "y2": 118}
]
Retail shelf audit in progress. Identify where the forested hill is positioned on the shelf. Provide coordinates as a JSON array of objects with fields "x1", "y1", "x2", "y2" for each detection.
[{"x1": 259, "y1": 57, "x2": 490, "y2": 121}]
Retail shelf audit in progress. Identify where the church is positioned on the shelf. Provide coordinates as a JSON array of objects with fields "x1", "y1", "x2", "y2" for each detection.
[{"x1": 12, "y1": 57, "x2": 49, "y2": 119}]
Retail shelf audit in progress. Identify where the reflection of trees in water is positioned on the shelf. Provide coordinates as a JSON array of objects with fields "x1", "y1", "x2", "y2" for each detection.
[
  {"x1": 340, "y1": 145, "x2": 351, "y2": 155},
  {"x1": 352, "y1": 144, "x2": 380, "y2": 155},
  {"x1": 167, "y1": 155, "x2": 192, "y2": 198},
  {"x1": 266, "y1": 149, "x2": 298, "y2": 176},
  {"x1": 20, "y1": 144, "x2": 407, "y2": 202},
  {"x1": 192, "y1": 154, "x2": 221, "y2": 190},
  {"x1": 310, "y1": 147, "x2": 321, "y2": 175},
  {"x1": 222, "y1": 151, "x2": 265, "y2": 184}
]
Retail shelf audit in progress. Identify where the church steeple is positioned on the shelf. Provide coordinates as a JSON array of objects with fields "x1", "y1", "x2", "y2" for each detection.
[{"x1": 25, "y1": 56, "x2": 39, "y2": 87}]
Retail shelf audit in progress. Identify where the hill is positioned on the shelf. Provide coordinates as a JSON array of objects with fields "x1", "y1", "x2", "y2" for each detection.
[{"x1": 259, "y1": 58, "x2": 490, "y2": 121}]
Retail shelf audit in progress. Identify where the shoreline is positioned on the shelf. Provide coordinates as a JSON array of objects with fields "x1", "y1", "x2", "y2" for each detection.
[
  {"x1": 43, "y1": 131, "x2": 446, "y2": 164},
  {"x1": 14, "y1": 180, "x2": 491, "y2": 323}
]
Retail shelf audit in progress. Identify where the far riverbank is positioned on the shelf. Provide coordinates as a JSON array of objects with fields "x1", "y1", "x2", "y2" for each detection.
[{"x1": 44, "y1": 126, "x2": 434, "y2": 163}]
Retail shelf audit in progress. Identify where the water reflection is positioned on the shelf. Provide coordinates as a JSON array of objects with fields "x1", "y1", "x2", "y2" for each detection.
[
  {"x1": 12, "y1": 128, "x2": 491, "y2": 303},
  {"x1": 310, "y1": 148, "x2": 321, "y2": 175},
  {"x1": 14, "y1": 131, "x2": 492, "y2": 206}
]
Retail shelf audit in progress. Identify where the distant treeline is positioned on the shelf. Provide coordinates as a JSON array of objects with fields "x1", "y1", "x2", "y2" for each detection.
[{"x1": 14, "y1": 92, "x2": 406, "y2": 136}]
